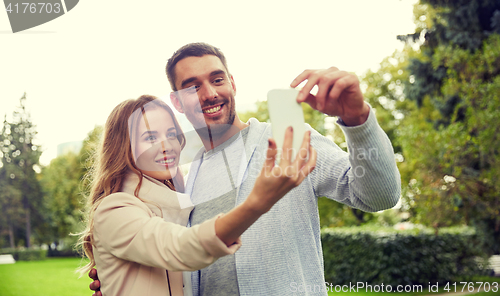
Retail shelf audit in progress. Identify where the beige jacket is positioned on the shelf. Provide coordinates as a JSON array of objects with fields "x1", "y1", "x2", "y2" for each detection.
[{"x1": 92, "y1": 173, "x2": 241, "y2": 296}]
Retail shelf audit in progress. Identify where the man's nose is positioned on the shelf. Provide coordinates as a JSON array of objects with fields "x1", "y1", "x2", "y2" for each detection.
[{"x1": 199, "y1": 83, "x2": 217, "y2": 101}]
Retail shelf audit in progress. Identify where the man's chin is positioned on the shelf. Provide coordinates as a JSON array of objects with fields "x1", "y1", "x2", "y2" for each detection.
[
  {"x1": 208, "y1": 123, "x2": 233, "y2": 135},
  {"x1": 195, "y1": 123, "x2": 237, "y2": 140}
]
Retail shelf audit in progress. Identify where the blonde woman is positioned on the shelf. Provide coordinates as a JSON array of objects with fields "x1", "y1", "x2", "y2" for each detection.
[{"x1": 78, "y1": 95, "x2": 316, "y2": 296}]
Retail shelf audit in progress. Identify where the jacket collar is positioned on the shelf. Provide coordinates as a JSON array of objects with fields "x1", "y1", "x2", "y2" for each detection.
[{"x1": 122, "y1": 173, "x2": 194, "y2": 225}]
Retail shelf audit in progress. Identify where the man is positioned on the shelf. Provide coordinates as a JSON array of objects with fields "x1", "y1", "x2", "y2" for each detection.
[{"x1": 90, "y1": 42, "x2": 400, "y2": 295}]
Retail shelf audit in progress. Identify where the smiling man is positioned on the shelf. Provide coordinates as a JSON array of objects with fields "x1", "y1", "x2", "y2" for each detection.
[
  {"x1": 88, "y1": 42, "x2": 401, "y2": 296},
  {"x1": 168, "y1": 53, "x2": 246, "y2": 150},
  {"x1": 165, "y1": 43, "x2": 401, "y2": 296}
]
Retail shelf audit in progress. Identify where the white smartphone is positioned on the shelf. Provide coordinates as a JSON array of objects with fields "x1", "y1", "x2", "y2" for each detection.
[{"x1": 267, "y1": 88, "x2": 306, "y2": 161}]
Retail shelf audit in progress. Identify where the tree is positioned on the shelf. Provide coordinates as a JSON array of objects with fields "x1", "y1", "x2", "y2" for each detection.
[
  {"x1": 393, "y1": 0, "x2": 500, "y2": 252},
  {"x1": 0, "y1": 94, "x2": 43, "y2": 248},
  {"x1": 38, "y1": 125, "x2": 102, "y2": 250},
  {"x1": 0, "y1": 119, "x2": 24, "y2": 248},
  {"x1": 39, "y1": 153, "x2": 84, "y2": 248}
]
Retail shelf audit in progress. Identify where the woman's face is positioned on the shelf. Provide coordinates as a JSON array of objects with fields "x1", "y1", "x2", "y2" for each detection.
[{"x1": 133, "y1": 107, "x2": 181, "y2": 182}]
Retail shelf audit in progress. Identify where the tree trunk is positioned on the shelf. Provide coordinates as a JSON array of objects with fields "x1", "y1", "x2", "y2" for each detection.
[
  {"x1": 351, "y1": 208, "x2": 365, "y2": 224},
  {"x1": 8, "y1": 223, "x2": 15, "y2": 249},
  {"x1": 25, "y1": 207, "x2": 31, "y2": 248}
]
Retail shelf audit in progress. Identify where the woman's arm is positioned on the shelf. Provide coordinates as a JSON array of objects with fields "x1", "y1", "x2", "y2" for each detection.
[{"x1": 214, "y1": 127, "x2": 316, "y2": 246}]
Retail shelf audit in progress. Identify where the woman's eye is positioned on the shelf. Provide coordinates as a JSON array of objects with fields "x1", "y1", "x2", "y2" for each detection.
[
  {"x1": 145, "y1": 135, "x2": 156, "y2": 142},
  {"x1": 167, "y1": 132, "x2": 177, "y2": 140}
]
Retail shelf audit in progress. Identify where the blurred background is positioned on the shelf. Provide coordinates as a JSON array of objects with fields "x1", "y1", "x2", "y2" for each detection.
[{"x1": 1, "y1": 0, "x2": 499, "y2": 295}]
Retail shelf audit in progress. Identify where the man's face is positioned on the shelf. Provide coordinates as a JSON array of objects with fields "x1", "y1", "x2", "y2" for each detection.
[{"x1": 170, "y1": 55, "x2": 237, "y2": 137}]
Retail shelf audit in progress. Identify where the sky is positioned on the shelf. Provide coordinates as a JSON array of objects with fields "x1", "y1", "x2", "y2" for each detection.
[{"x1": 0, "y1": 0, "x2": 418, "y2": 166}]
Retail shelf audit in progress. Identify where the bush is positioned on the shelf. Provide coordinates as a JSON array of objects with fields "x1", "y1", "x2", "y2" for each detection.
[
  {"x1": 47, "y1": 248, "x2": 80, "y2": 258},
  {"x1": 0, "y1": 248, "x2": 47, "y2": 261},
  {"x1": 321, "y1": 226, "x2": 488, "y2": 286}
]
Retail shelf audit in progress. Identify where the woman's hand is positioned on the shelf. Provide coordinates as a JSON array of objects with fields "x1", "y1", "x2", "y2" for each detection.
[
  {"x1": 247, "y1": 127, "x2": 317, "y2": 214},
  {"x1": 214, "y1": 127, "x2": 316, "y2": 246}
]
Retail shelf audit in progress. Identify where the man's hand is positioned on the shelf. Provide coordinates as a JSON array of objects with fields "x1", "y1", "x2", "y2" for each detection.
[
  {"x1": 290, "y1": 67, "x2": 370, "y2": 126},
  {"x1": 89, "y1": 268, "x2": 102, "y2": 296}
]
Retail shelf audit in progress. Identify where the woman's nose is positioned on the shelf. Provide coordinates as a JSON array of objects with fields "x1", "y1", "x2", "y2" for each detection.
[{"x1": 161, "y1": 139, "x2": 174, "y2": 153}]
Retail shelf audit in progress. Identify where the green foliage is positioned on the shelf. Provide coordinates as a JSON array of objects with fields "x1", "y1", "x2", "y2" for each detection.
[
  {"x1": 400, "y1": 0, "x2": 500, "y2": 109},
  {"x1": 354, "y1": 0, "x2": 500, "y2": 254},
  {"x1": 0, "y1": 248, "x2": 47, "y2": 261},
  {"x1": 0, "y1": 94, "x2": 44, "y2": 248},
  {"x1": 318, "y1": 197, "x2": 367, "y2": 227},
  {"x1": 0, "y1": 165, "x2": 23, "y2": 248},
  {"x1": 394, "y1": 0, "x2": 500, "y2": 253},
  {"x1": 360, "y1": 48, "x2": 419, "y2": 154},
  {"x1": 238, "y1": 100, "x2": 270, "y2": 124},
  {"x1": 78, "y1": 125, "x2": 103, "y2": 197},
  {"x1": 39, "y1": 153, "x2": 85, "y2": 246},
  {"x1": 321, "y1": 226, "x2": 488, "y2": 287},
  {"x1": 397, "y1": 35, "x2": 500, "y2": 229},
  {"x1": 38, "y1": 125, "x2": 102, "y2": 251}
]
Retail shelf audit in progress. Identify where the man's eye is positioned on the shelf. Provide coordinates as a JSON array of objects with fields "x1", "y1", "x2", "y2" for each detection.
[
  {"x1": 183, "y1": 86, "x2": 199, "y2": 94},
  {"x1": 213, "y1": 78, "x2": 224, "y2": 84}
]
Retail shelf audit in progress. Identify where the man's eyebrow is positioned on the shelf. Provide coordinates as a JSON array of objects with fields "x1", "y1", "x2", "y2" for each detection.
[
  {"x1": 180, "y1": 77, "x2": 197, "y2": 89},
  {"x1": 180, "y1": 70, "x2": 227, "y2": 89},
  {"x1": 210, "y1": 70, "x2": 225, "y2": 77},
  {"x1": 141, "y1": 130, "x2": 157, "y2": 137}
]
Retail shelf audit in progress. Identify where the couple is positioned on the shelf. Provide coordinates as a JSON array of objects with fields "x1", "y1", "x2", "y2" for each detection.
[{"x1": 81, "y1": 43, "x2": 401, "y2": 296}]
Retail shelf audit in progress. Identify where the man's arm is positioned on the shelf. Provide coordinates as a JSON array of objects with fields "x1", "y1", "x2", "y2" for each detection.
[{"x1": 291, "y1": 67, "x2": 401, "y2": 211}]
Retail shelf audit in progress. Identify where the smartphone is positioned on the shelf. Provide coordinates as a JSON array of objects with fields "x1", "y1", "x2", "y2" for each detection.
[{"x1": 267, "y1": 88, "x2": 306, "y2": 161}]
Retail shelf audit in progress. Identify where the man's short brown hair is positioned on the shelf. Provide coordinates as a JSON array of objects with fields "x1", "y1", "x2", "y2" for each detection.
[{"x1": 166, "y1": 43, "x2": 230, "y2": 91}]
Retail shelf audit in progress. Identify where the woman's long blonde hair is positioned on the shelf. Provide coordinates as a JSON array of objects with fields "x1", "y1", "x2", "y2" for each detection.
[{"x1": 77, "y1": 95, "x2": 186, "y2": 275}]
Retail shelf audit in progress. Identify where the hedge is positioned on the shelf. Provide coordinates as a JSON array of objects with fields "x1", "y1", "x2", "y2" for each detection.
[
  {"x1": 321, "y1": 226, "x2": 488, "y2": 286},
  {"x1": 0, "y1": 248, "x2": 47, "y2": 261}
]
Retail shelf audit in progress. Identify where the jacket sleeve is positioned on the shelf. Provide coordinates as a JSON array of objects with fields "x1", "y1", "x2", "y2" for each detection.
[
  {"x1": 309, "y1": 106, "x2": 401, "y2": 212},
  {"x1": 93, "y1": 193, "x2": 241, "y2": 271}
]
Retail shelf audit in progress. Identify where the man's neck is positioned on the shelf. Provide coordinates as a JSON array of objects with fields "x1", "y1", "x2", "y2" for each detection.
[{"x1": 200, "y1": 119, "x2": 248, "y2": 151}]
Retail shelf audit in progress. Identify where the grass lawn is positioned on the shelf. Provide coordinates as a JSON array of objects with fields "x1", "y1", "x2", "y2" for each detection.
[
  {"x1": 1, "y1": 258, "x2": 499, "y2": 296},
  {"x1": 0, "y1": 257, "x2": 91, "y2": 296}
]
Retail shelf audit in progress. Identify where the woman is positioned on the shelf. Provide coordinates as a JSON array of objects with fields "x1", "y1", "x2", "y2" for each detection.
[{"x1": 78, "y1": 95, "x2": 316, "y2": 296}]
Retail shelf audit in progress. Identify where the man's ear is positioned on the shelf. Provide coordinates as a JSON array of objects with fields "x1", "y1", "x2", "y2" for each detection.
[
  {"x1": 230, "y1": 75, "x2": 237, "y2": 95},
  {"x1": 170, "y1": 92, "x2": 184, "y2": 113}
]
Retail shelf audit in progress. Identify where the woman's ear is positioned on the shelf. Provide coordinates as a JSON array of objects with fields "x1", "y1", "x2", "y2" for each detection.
[{"x1": 170, "y1": 92, "x2": 184, "y2": 113}]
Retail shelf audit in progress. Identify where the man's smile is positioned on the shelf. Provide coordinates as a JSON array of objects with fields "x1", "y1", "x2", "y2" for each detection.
[{"x1": 202, "y1": 103, "x2": 224, "y2": 116}]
